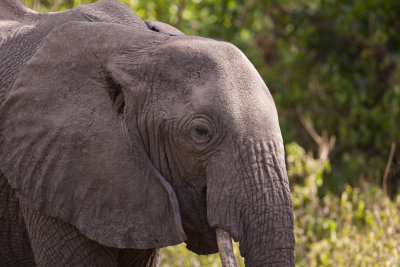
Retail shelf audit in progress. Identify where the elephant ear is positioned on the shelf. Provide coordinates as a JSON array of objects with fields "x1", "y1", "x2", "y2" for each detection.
[{"x1": 0, "y1": 21, "x2": 186, "y2": 249}]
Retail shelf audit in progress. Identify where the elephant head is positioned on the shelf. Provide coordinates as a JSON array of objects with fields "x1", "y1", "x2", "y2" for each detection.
[{"x1": 0, "y1": 20, "x2": 294, "y2": 266}]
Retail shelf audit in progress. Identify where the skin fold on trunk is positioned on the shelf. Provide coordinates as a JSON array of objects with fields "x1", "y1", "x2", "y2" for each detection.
[
  {"x1": 216, "y1": 228, "x2": 237, "y2": 267},
  {"x1": 239, "y1": 141, "x2": 294, "y2": 266}
]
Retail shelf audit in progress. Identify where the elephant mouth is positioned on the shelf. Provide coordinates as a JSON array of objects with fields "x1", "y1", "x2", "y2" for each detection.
[
  {"x1": 182, "y1": 220, "x2": 218, "y2": 254},
  {"x1": 176, "y1": 183, "x2": 218, "y2": 254}
]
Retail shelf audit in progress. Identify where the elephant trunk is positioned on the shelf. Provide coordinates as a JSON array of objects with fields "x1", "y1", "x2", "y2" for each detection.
[
  {"x1": 207, "y1": 140, "x2": 295, "y2": 267},
  {"x1": 239, "y1": 207, "x2": 294, "y2": 267}
]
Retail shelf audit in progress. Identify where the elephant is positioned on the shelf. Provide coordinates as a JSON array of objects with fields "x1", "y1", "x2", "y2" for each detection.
[{"x1": 0, "y1": 0, "x2": 295, "y2": 266}]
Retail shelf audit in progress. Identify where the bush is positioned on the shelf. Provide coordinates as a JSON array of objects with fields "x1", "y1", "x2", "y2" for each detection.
[{"x1": 288, "y1": 142, "x2": 400, "y2": 266}]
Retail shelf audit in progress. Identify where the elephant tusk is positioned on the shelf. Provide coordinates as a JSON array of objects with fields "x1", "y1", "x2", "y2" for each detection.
[{"x1": 216, "y1": 228, "x2": 237, "y2": 267}]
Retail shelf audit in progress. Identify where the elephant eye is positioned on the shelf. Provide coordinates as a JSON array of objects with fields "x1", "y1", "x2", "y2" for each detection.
[
  {"x1": 195, "y1": 126, "x2": 208, "y2": 136},
  {"x1": 184, "y1": 116, "x2": 215, "y2": 148},
  {"x1": 190, "y1": 124, "x2": 212, "y2": 144}
]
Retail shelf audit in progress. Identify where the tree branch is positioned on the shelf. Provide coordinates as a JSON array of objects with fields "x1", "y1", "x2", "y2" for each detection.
[
  {"x1": 296, "y1": 106, "x2": 335, "y2": 163},
  {"x1": 383, "y1": 142, "x2": 396, "y2": 195}
]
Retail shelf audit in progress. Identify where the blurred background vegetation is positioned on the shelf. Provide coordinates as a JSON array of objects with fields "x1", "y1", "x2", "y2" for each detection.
[{"x1": 21, "y1": 0, "x2": 400, "y2": 265}]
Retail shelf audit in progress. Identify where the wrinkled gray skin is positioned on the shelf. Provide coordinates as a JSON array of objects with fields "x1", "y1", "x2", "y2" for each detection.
[{"x1": 0, "y1": 0, "x2": 295, "y2": 266}]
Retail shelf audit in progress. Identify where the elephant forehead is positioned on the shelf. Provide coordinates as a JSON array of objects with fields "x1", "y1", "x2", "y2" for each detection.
[
  {"x1": 219, "y1": 63, "x2": 281, "y2": 139},
  {"x1": 157, "y1": 37, "x2": 282, "y2": 139},
  {"x1": 157, "y1": 36, "x2": 244, "y2": 77}
]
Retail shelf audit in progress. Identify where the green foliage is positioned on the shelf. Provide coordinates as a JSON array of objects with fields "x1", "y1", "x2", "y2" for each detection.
[
  {"x1": 267, "y1": 0, "x2": 400, "y2": 189},
  {"x1": 287, "y1": 142, "x2": 400, "y2": 266}
]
